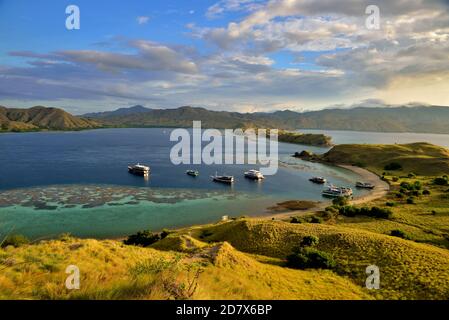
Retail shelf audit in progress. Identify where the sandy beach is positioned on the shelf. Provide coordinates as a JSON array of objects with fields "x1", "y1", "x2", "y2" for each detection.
[{"x1": 265, "y1": 164, "x2": 390, "y2": 219}]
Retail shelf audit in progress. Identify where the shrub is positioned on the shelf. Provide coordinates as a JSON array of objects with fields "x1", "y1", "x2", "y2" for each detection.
[
  {"x1": 160, "y1": 229, "x2": 170, "y2": 239},
  {"x1": 406, "y1": 197, "x2": 415, "y2": 204},
  {"x1": 339, "y1": 206, "x2": 392, "y2": 219},
  {"x1": 384, "y1": 162, "x2": 402, "y2": 171},
  {"x1": 395, "y1": 192, "x2": 404, "y2": 199},
  {"x1": 310, "y1": 216, "x2": 323, "y2": 224},
  {"x1": 422, "y1": 189, "x2": 431, "y2": 195},
  {"x1": 124, "y1": 230, "x2": 161, "y2": 247},
  {"x1": 332, "y1": 196, "x2": 349, "y2": 207},
  {"x1": 392, "y1": 176, "x2": 399, "y2": 182},
  {"x1": 390, "y1": 229, "x2": 411, "y2": 240},
  {"x1": 1, "y1": 234, "x2": 29, "y2": 248},
  {"x1": 301, "y1": 236, "x2": 319, "y2": 247},
  {"x1": 408, "y1": 172, "x2": 416, "y2": 178},
  {"x1": 386, "y1": 201, "x2": 395, "y2": 207},
  {"x1": 434, "y1": 177, "x2": 449, "y2": 186},
  {"x1": 286, "y1": 248, "x2": 336, "y2": 270},
  {"x1": 290, "y1": 217, "x2": 302, "y2": 224}
]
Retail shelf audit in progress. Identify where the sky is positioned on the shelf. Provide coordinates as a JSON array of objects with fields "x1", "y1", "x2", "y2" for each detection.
[{"x1": 0, "y1": 0, "x2": 448, "y2": 114}]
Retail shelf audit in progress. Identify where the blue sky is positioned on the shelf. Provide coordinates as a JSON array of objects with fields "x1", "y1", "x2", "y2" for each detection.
[{"x1": 0, "y1": 0, "x2": 448, "y2": 114}]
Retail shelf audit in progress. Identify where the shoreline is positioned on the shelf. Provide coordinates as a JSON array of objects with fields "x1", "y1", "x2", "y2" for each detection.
[{"x1": 264, "y1": 163, "x2": 390, "y2": 220}]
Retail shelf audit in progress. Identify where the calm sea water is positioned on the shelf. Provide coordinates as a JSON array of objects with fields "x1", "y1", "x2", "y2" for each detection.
[
  {"x1": 300, "y1": 129, "x2": 449, "y2": 148},
  {"x1": 2, "y1": 128, "x2": 445, "y2": 239}
]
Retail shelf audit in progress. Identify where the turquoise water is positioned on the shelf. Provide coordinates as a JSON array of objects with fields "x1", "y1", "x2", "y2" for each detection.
[
  {"x1": 0, "y1": 185, "x2": 279, "y2": 239},
  {"x1": 0, "y1": 128, "x2": 397, "y2": 239}
]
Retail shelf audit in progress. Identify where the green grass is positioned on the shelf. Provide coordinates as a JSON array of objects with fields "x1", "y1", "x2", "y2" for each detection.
[
  {"x1": 0, "y1": 235, "x2": 370, "y2": 300},
  {"x1": 319, "y1": 142, "x2": 449, "y2": 176}
]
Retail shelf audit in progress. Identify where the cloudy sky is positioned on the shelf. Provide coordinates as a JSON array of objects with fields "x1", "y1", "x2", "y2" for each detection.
[{"x1": 0, "y1": 0, "x2": 448, "y2": 114}]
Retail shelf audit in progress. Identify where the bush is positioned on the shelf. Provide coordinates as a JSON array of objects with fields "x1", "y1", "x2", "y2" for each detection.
[
  {"x1": 160, "y1": 229, "x2": 170, "y2": 239},
  {"x1": 339, "y1": 205, "x2": 392, "y2": 219},
  {"x1": 422, "y1": 189, "x2": 431, "y2": 195},
  {"x1": 124, "y1": 230, "x2": 161, "y2": 247},
  {"x1": 290, "y1": 217, "x2": 302, "y2": 224},
  {"x1": 310, "y1": 216, "x2": 323, "y2": 224},
  {"x1": 392, "y1": 176, "x2": 399, "y2": 182},
  {"x1": 406, "y1": 197, "x2": 415, "y2": 204},
  {"x1": 395, "y1": 192, "x2": 404, "y2": 199},
  {"x1": 390, "y1": 229, "x2": 411, "y2": 240},
  {"x1": 1, "y1": 234, "x2": 29, "y2": 248},
  {"x1": 301, "y1": 236, "x2": 319, "y2": 247},
  {"x1": 286, "y1": 248, "x2": 336, "y2": 270},
  {"x1": 332, "y1": 196, "x2": 349, "y2": 207},
  {"x1": 386, "y1": 201, "x2": 395, "y2": 207},
  {"x1": 384, "y1": 162, "x2": 402, "y2": 171},
  {"x1": 434, "y1": 177, "x2": 449, "y2": 186},
  {"x1": 408, "y1": 172, "x2": 416, "y2": 178}
]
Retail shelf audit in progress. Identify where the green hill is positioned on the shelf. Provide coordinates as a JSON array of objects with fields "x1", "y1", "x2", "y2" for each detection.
[
  {"x1": 0, "y1": 106, "x2": 99, "y2": 132},
  {"x1": 317, "y1": 142, "x2": 449, "y2": 175},
  {"x1": 0, "y1": 235, "x2": 370, "y2": 300},
  {"x1": 155, "y1": 219, "x2": 449, "y2": 299}
]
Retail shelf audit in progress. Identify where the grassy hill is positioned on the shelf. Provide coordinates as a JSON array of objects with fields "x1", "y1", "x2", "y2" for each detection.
[
  {"x1": 315, "y1": 142, "x2": 449, "y2": 176},
  {"x1": 0, "y1": 235, "x2": 371, "y2": 300},
  {"x1": 0, "y1": 106, "x2": 99, "y2": 132},
  {"x1": 2, "y1": 213, "x2": 448, "y2": 299}
]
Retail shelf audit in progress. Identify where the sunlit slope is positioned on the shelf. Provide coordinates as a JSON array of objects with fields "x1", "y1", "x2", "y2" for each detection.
[
  {"x1": 160, "y1": 219, "x2": 449, "y2": 299},
  {"x1": 0, "y1": 236, "x2": 370, "y2": 300},
  {"x1": 319, "y1": 142, "x2": 449, "y2": 176}
]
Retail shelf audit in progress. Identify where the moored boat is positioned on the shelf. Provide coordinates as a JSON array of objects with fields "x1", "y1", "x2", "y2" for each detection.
[
  {"x1": 186, "y1": 170, "x2": 199, "y2": 177},
  {"x1": 355, "y1": 181, "x2": 375, "y2": 189},
  {"x1": 128, "y1": 163, "x2": 150, "y2": 176},
  {"x1": 244, "y1": 169, "x2": 265, "y2": 180},
  {"x1": 322, "y1": 185, "x2": 353, "y2": 198},
  {"x1": 309, "y1": 176, "x2": 327, "y2": 184},
  {"x1": 211, "y1": 172, "x2": 234, "y2": 184}
]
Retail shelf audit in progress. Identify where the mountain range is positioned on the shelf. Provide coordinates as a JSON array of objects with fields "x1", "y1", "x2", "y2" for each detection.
[
  {"x1": 1, "y1": 104, "x2": 449, "y2": 134},
  {"x1": 83, "y1": 104, "x2": 449, "y2": 134}
]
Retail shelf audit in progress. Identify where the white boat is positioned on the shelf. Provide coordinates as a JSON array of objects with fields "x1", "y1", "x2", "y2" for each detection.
[
  {"x1": 211, "y1": 172, "x2": 234, "y2": 184},
  {"x1": 128, "y1": 163, "x2": 150, "y2": 176},
  {"x1": 356, "y1": 181, "x2": 375, "y2": 189},
  {"x1": 309, "y1": 176, "x2": 327, "y2": 184},
  {"x1": 322, "y1": 185, "x2": 353, "y2": 198},
  {"x1": 244, "y1": 169, "x2": 265, "y2": 180}
]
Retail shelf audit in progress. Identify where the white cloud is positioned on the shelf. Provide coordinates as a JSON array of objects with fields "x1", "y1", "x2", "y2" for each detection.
[{"x1": 136, "y1": 16, "x2": 150, "y2": 25}]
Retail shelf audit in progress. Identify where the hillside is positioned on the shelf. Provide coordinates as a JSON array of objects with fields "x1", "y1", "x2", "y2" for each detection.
[
  {"x1": 316, "y1": 142, "x2": 449, "y2": 176},
  {"x1": 0, "y1": 106, "x2": 99, "y2": 132},
  {"x1": 0, "y1": 235, "x2": 370, "y2": 300},
  {"x1": 85, "y1": 105, "x2": 449, "y2": 134}
]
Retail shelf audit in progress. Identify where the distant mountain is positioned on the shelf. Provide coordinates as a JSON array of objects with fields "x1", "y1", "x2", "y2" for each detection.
[
  {"x1": 85, "y1": 105, "x2": 449, "y2": 134},
  {"x1": 82, "y1": 105, "x2": 152, "y2": 118},
  {"x1": 0, "y1": 106, "x2": 99, "y2": 132}
]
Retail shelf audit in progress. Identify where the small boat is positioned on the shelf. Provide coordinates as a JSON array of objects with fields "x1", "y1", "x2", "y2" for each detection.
[
  {"x1": 322, "y1": 185, "x2": 353, "y2": 198},
  {"x1": 309, "y1": 176, "x2": 327, "y2": 184},
  {"x1": 211, "y1": 172, "x2": 234, "y2": 184},
  {"x1": 186, "y1": 170, "x2": 199, "y2": 177},
  {"x1": 244, "y1": 169, "x2": 265, "y2": 180},
  {"x1": 128, "y1": 163, "x2": 150, "y2": 176},
  {"x1": 356, "y1": 182, "x2": 375, "y2": 189}
]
